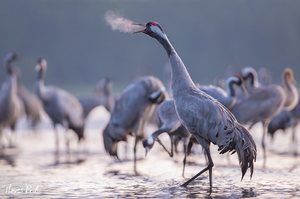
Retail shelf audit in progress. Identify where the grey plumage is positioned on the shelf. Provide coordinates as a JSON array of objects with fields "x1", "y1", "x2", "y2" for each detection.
[
  {"x1": 232, "y1": 67, "x2": 297, "y2": 166},
  {"x1": 143, "y1": 76, "x2": 244, "y2": 177},
  {"x1": 199, "y1": 76, "x2": 245, "y2": 110},
  {"x1": 0, "y1": 52, "x2": 23, "y2": 147},
  {"x1": 267, "y1": 110, "x2": 294, "y2": 138},
  {"x1": 268, "y1": 93, "x2": 300, "y2": 155},
  {"x1": 137, "y1": 21, "x2": 256, "y2": 190},
  {"x1": 103, "y1": 76, "x2": 166, "y2": 174},
  {"x1": 78, "y1": 77, "x2": 115, "y2": 118},
  {"x1": 35, "y1": 58, "x2": 85, "y2": 153}
]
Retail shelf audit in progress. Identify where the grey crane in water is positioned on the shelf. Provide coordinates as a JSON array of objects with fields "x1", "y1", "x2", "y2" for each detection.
[
  {"x1": 0, "y1": 52, "x2": 23, "y2": 148},
  {"x1": 78, "y1": 77, "x2": 115, "y2": 119},
  {"x1": 103, "y1": 76, "x2": 166, "y2": 174},
  {"x1": 232, "y1": 67, "x2": 298, "y2": 166},
  {"x1": 268, "y1": 92, "x2": 300, "y2": 155},
  {"x1": 143, "y1": 75, "x2": 245, "y2": 177},
  {"x1": 135, "y1": 21, "x2": 256, "y2": 191},
  {"x1": 35, "y1": 58, "x2": 85, "y2": 154}
]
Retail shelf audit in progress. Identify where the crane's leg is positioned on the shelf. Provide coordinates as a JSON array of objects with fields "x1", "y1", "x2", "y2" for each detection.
[
  {"x1": 156, "y1": 137, "x2": 173, "y2": 157},
  {"x1": 291, "y1": 125, "x2": 298, "y2": 156},
  {"x1": 0, "y1": 129, "x2": 4, "y2": 151},
  {"x1": 8, "y1": 126, "x2": 17, "y2": 148},
  {"x1": 187, "y1": 137, "x2": 195, "y2": 156},
  {"x1": 133, "y1": 136, "x2": 139, "y2": 175},
  {"x1": 181, "y1": 143, "x2": 214, "y2": 193},
  {"x1": 54, "y1": 126, "x2": 60, "y2": 155},
  {"x1": 123, "y1": 142, "x2": 129, "y2": 160},
  {"x1": 261, "y1": 122, "x2": 267, "y2": 168},
  {"x1": 182, "y1": 138, "x2": 188, "y2": 178},
  {"x1": 170, "y1": 135, "x2": 174, "y2": 157},
  {"x1": 64, "y1": 130, "x2": 70, "y2": 155}
]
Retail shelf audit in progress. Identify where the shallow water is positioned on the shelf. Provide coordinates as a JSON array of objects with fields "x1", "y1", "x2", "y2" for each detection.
[{"x1": 0, "y1": 109, "x2": 299, "y2": 198}]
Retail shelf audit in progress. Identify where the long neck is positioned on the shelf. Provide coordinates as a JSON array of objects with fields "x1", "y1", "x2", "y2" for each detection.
[
  {"x1": 226, "y1": 80, "x2": 236, "y2": 97},
  {"x1": 5, "y1": 60, "x2": 13, "y2": 75},
  {"x1": 249, "y1": 72, "x2": 260, "y2": 88},
  {"x1": 282, "y1": 75, "x2": 293, "y2": 91},
  {"x1": 154, "y1": 34, "x2": 196, "y2": 96},
  {"x1": 8, "y1": 74, "x2": 18, "y2": 99},
  {"x1": 4, "y1": 61, "x2": 18, "y2": 98},
  {"x1": 36, "y1": 68, "x2": 46, "y2": 99}
]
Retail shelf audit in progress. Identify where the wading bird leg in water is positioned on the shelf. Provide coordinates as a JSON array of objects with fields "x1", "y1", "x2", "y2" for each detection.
[
  {"x1": 181, "y1": 140, "x2": 213, "y2": 193},
  {"x1": 133, "y1": 135, "x2": 139, "y2": 175},
  {"x1": 291, "y1": 126, "x2": 298, "y2": 156},
  {"x1": 182, "y1": 142, "x2": 187, "y2": 178},
  {"x1": 261, "y1": 121, "x2": 268, "y2": 168},
  {"x1": 54, "y1": 126, "x2": 60, "y2": 156},
  {"x1": 64, "y1": 130, "x2": 71, "y2": 163}
]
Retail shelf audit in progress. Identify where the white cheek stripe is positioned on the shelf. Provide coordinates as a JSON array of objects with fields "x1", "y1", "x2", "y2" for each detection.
[
  {"x1": 147, "y1": 136, "x2": 154, "y2": 144},
  {"x1": 150, "y1": 26, "x2": 165, "y2": 38}
]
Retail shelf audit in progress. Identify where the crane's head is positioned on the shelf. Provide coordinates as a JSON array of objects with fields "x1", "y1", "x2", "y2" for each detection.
[
  {"x1": 282, "y1": 68, "x2": 296, "y2": 85},
  {"x1": 241, "y1": 67, "x2": 257, "y2": 80},
  {"x1": 230, "y1": 73, "x2": 249, "y2": 96},
  {"x1": 4, "y1": 51, "x2": 17, "y2": 64},
  {"x1": 96, "y1": 77, "x2": 112, "y2": 96},
  {"x1": 227, "y1": 76, "x2": 242, "y2": 86},
  {"x1": 240, "y1": 67, "x2": 259, "y2": 88},
  {"x1": 36, "y1": 57, "x2": 47, "y2": 72},
  {"x1": 4, "y1": 51, "x2": 17, "y2": 74},
  {"x1": 142, "y1": 135, "x2": 155, "y2": 157},
  {"x1": 134, "y1": 21, "x2": 166, "y2": 39}
]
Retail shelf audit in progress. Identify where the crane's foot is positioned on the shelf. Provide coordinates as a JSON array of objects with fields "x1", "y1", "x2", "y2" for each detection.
[
  {"x1": 208, "y1": 186, "x2": 212, "y2": 194},
  {"x1": 134, "y1": 170, "x2": 141, "y2": 176}
]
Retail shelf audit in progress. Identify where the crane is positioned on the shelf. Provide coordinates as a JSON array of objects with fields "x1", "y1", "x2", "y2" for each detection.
[
  {"x1": 135, "y1": 21, "x2": 256, "y2": 191},
  {"x1": 103, "y1": 76, "x2": 166, "y2": 174},
  {"x1": 35, "y1": 58, "x2": 85, "y2": 155},
  {"x1": 0, "y1": 52, "x2": 23, "y2": 148}
]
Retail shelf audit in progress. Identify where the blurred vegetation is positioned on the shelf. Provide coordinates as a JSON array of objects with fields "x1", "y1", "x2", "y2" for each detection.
[{"x1": 0, "y1": 0, "x2": 299, "y2": 94}]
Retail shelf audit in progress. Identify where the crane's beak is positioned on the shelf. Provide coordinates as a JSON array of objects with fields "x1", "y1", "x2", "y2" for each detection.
[
  {"x1": 133, "y1": 23, "x2": 146, "y2": 33},
  {"x1": 145, "y1": 148, "x2": 149, "y2": 157}
]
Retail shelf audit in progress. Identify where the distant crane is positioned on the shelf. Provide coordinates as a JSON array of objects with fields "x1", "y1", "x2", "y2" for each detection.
[
  {"x1": 103, "y1": 76, "x2": 166, "y2": 174},
  {"x1": 232, "y1": 67, "x2": 298, "y2": 166},
  {"x1": 35, "y1": 58, "x2": 85, "y2": 154},
  {"x1": 135, "y1": 21, "x2": 256, "y2": 191},
  {"x1": 78, "y1": 77, "x2": 115, "y2": 119},
  {"x1": 268, "y1": 93, "x2": 300, "y2": 155},
  {"x1": 0, "y1": 52, "x2": 23, "y2": 148}
]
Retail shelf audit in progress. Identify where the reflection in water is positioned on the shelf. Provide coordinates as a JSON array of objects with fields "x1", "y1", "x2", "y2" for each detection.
[{"x1": 0, "y1": 116, "x2": 299, "y2": 198}]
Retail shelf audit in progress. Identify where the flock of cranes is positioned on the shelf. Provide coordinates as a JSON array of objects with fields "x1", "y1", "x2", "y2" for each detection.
[{"x1": 0, "y1": 21, "x2": 299, "y2": 192}]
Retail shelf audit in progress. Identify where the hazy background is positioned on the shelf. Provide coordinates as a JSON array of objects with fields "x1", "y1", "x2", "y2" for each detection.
[{"x1": 0, "y1": 0, "x2": 299, "y2": 94}]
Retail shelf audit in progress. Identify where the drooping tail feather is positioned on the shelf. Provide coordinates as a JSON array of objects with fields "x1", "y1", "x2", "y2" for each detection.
[
  {"x1": 217, "y1": 124, "x2": 257, "y2": 180},
  {"x1": 235, "y1": 125, "x2": 257, "y2": 180},
  {"x1": 102, "y1": 125, "x2": 119, "y2": 159}
]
